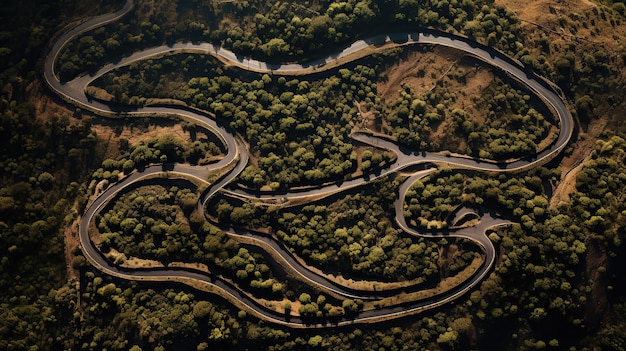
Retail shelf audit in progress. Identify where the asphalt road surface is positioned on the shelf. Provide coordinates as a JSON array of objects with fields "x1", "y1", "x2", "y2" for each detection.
[{"x1": 44, "y1": 0, "x2": 574, "y2": 327}]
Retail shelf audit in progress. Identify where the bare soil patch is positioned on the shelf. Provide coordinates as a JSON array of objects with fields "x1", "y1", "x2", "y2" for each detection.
[
  {"x1": 28, "y1": 80, "x2": 78, "y2": 122},
  {"x1": 377, "y1": 46, "x2": 466, "y2": 102},
  {"x1": 91, "y1": 121, "x2": 193, "y2": 160},
  {"x1": 550, "y1": 142, "x2": 593, "y2": 207},
  {"x1": 429, "y1": 61, "x2": 494, "y2": 151},
  {"x1": 64, "y1": 220, "x2": 81, "y2": 281},
  {"x1": 355, "y1": 101, "x2": 381, "y2": 132},
  {"x1": 551, "y1": 112, "x2": 609, "y2": 207},
  {"x1": 379, "y1": 46, "x2": 555, "y2": 154},
  {"x1": 438, "y1": 244, "x2": 465, "y2": 278}
]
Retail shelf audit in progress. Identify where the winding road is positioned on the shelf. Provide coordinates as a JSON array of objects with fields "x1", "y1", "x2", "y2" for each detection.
[{"x1": 44, "y1": 0, "x2": 574, "y2": 327}]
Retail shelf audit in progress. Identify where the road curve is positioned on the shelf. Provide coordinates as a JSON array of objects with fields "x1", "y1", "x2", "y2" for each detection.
[{"x1": 45, "y1": 0, "x2": 574, "y2": 327}]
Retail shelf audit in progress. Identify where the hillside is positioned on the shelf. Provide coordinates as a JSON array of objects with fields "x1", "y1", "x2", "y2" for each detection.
[{"x1": 2, "y1": 0, "x2": 626, "y2": 350}]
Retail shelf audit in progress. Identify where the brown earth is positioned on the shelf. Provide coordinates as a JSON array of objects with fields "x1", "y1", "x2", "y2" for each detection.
[
  {"x1": 550, "y1": 117, "x2": 607, "y2": 207},
  {"x1": 377, "y1": 46, "x2": 466, "y2": 102},
  {"x1": 355, "y1": 101, "x2": 380, "y2": 132},
  {"x1": 92, "y1": 120, "x2": 194, "y2": 160},
  {"x1": 438, "y1": 244, "x2": 463, "y2": 278},
  {"x1": 63, "y1": 220, "x2": 81, "y2": 281},
  {"x1": 377, "y1": 45, "x2": 551, "y2": 153},
  {"x1": 429, "y1": 59, "x2": 494, "y2": 150},
  {"x1": 27, "y1": 80, "x2": 78, "y2": 122}
]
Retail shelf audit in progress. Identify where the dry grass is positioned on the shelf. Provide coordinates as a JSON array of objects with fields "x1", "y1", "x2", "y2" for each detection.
[
  {"x1": 551, "y1": 163, "x2": 584, "y2": 207},
  {"x1": 64, "y1": 220, "x2": 81, "y2": 281},
  {"x1": 109, "y1": 250, "x2": 164, "y2": 269},
  {"x1": 91, "y1": 121, "x2": 193, "y2": 160},
  {"x1": 376, "y1": 46, "x2": 529, "y2": 153},
  {"x1": 377, "y1": 46, "x2": 466, "y2": 102},
  {"x1": 429, "y1": 59, "x2": 495, "y2": 150},
  {"x1": 27, "y1": 80, "x2": 77, "y2": 123},
  {"x1": 549, "y1": 117, "x2": 607, "y2": 207},
  {"x1": 438, "y1": 244, "x2": 463, "y2": 277}
]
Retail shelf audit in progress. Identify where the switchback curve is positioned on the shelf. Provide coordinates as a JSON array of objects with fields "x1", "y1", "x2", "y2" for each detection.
[{"x1": 45, "y1": 0, "x2": 574, "y2": 327}]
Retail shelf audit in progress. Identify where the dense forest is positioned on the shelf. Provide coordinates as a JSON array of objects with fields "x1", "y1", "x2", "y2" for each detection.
[{"x1": 3, "y1": 0, "x2": 626, "y2": 350}]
